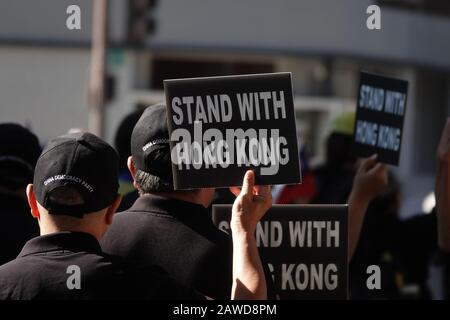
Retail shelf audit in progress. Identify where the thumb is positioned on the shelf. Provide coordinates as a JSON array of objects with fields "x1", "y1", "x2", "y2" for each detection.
[{"x1": 241, "y1": 170, "x2": 255, "y2": 196}]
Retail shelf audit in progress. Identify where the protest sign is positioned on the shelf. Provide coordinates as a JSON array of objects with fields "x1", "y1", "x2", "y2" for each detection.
[
  {"x1": 213, "y1": 204, "x2": 348, "y2": 300},
  {"x1": 164, "y1": 73, "x2": 301, "y2": 189},
  {"x1": 353, "y1": 72, "x2": 408, "y2": 165}
]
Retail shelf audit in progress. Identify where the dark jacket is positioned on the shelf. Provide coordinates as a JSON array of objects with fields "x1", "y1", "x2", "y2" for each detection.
[
  {"x1": 0, "y1": 231, "x2": 201, "y2": 300},
  {"x1": 102, "y1": 194, "x2": 276, "y2": 299},
  {"x1": 0, "y1": 193, "x2": 39, "y2": 265}
]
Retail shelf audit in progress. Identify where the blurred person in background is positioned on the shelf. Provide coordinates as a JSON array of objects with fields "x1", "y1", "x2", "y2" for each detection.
[
  {"x1": 435, "y1": 118, "x2": 450, "y2": 300},
  {"x1": 272, "y1": 146, "x2": 317, "y2": 204},
  {"x1": 311, "y1": 112, "x2": 439, "y2": 299},
  {"x1": 312, "y1": 112, "x2": 357, "y2": 204},
  {"x1": 351, "y1": 170, "x2": 438, "y2": 299},
  {"x1": 114, "y1": 109, "x2": 143, "y2": 211},
  {"x1": 0, "y1": 123, "x2": 41, "y2": 265}
]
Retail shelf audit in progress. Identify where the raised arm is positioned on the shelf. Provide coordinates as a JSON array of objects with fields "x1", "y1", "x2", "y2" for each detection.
[
  {"x1": 435, "y1": 118, "x2": 450, "y2": 252},
  {"x1": 348, "y1": 154, "x2": 388, "y2": 261},
  {"x1": 229, "y1": 170, "x2": 272, "y2": 300}
]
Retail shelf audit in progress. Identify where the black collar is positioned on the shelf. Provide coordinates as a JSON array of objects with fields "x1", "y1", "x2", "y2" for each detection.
[
  {"x1": 128, "y1": 194, "x2": 212, "y2": 225},
  {"x1": 18, "y1": 231, "x2": 102, "y2": 258}
]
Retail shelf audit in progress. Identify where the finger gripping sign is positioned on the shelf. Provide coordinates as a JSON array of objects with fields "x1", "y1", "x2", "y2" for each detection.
[
  {"x1": 213, "y1": 204, "x2": 348, "y2": 300},
  {"x1": 353, "y1": 72, "x2": 409, "y2": 165},
  {"x1": 164, "y1": 73, "x2": 301, "y2": 189}
]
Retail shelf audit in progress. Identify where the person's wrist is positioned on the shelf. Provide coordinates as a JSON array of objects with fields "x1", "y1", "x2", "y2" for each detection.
[
  {"x1": 231, "y1": 227, "x2": 256, "y2": 248},
  {"x1": 230, "y1": 217, "x2": 256, "y2": 236},
  {"x1": 349, "y1": 188, "x2": 372, "y2": 205}
]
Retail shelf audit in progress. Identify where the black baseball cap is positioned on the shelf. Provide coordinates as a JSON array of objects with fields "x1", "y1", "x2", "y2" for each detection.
[
  {"x1": 33, "y1": 132, "x2": 119, "y2": 217},
  {"x1": 0, "y1": 123, "x2": 41, "y2": 179},
  {"x1": 130, "y1": 103, "x2": 173, "y2": 187}
]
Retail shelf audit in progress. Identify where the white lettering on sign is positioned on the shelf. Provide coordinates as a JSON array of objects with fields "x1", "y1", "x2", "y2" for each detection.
[
  {"x1": 377, "y1": 125, "x2": 401, "y2": 151},
  {"x1": 281, "y1": 263, "x2": 338, "y2": 291},
  {"x1": 237, "y1": 91, "x2": 286, "y2": 121},
  {"x1": 359, "y1": 85, "x2": 384, "y2": 111},
  {"x1": 356, "y1": 120, "x2": 401, "y2": 151},
  {"x1": 256, "y1": 221, "x2": 283, "y2": 247},
  {"x1": 384, "y1": 90, "x2": 406, "y2": 116},
  {"x1": 359, "y1": 85, "x2": 406, "y2": 117},
  {"x1": 288, "y1": 221, "x2": 340, "y2": 248},
  {"x1": 355, "y1": 120, "x2": 378, "y2": 146},
  {"x1": 170, "y1": 122, "x2": 289, "y2": 176},
  {"x1": 171, "y1": 91, "x2": 286, "y2": 126},
  {"x1": 171, "y1": 94, "x2": 233, "y2": 125}
]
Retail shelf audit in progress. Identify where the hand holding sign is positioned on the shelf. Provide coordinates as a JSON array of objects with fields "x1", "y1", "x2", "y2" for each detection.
[
  {"x1": 230, "y1": 170, "x2": 271, "y2": 300},
  {"x1": 353, "y1": 154, "x2": 389, "y2": 203},
  {"x1": 348, "y1": 154, "x2": 388, "y2": 259},
  {"x1": 164, "y1": 73, "x2": 301, "y2": 189},
  {"x1": 353, "y1": 72, "x2": 408, "y2": 165},
  {"x1": 230, "y1": 170, "x2": 272, "y2": 233}
]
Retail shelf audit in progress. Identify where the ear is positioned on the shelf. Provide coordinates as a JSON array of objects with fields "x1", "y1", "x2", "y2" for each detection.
[
  {"x1": 26, "y1": 184, "x2": 40, "y2": 220},
  {"x1": 127, "y1": 156, "x2": 138, "y2": 189},
  {"x1": 105, "y1": 194, "x2": 122, "y2": 226}
]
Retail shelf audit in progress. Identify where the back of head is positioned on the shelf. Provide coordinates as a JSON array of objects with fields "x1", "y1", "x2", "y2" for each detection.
[
  {"x1": 33, "y1": 132, "x2": 119, "y2": 219},
  {"x1": 326, "y1": 132, "x2": 356, "y2": 169},
  {"x1": 130, "y1": 104, "x2": 202, "y2": 201},
  {"x1": 0, "y1": 123, "x2": 41, "y2": 191},
  {"x1": 326, "y1": 112, "x2": 356, "y2": 169},
  {"x1": 114, "y1": 110, "x2": 143, "y2": 173},
  {"x1": 131, "y1": 104, "x2": 174, "y2": 193},
  {"x1": 42, "y1": 186, "x2": 93, "y2": 229}
]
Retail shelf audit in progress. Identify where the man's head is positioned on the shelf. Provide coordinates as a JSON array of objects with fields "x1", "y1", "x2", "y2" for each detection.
[
  {"x1": 326, "y1": 112, "x2": 357, "y2": 169},
  {"x1": 128, "y1": 104, "x2": 214, "y2": 207},
  {"x1": 27, "y1": 132, "x2": 121, "y2": 239},
  {"x1": 114, "y1": 109, "x2": 143, "y2": 174},
  {"x1": 0, "y1": 123, "x2": 41, "y2": 197}
]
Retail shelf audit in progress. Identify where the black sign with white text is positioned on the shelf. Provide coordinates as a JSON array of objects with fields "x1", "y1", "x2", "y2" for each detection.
[
  {"x1": 212, "y1": 205, "x2": 348, "y2": 300},
  {"x1": 353, "y1": 72, "x2": 408, "y2": 165},
  {"x1": 164, "y1": 73, "x2": 301, "y2": 189}
]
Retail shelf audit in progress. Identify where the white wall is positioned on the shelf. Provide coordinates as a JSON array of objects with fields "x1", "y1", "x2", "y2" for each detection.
[
  {"x1": 0, "y1": 47, "x2": 90, "y2": 143},
  {"x1": 0, "y1": 46, "x2": 138, "y2": 146}
]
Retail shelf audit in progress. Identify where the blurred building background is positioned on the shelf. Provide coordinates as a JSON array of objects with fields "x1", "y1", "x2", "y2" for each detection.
[{"x1": 0, "y1": 1, "x2": 449, "y2": 225}]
